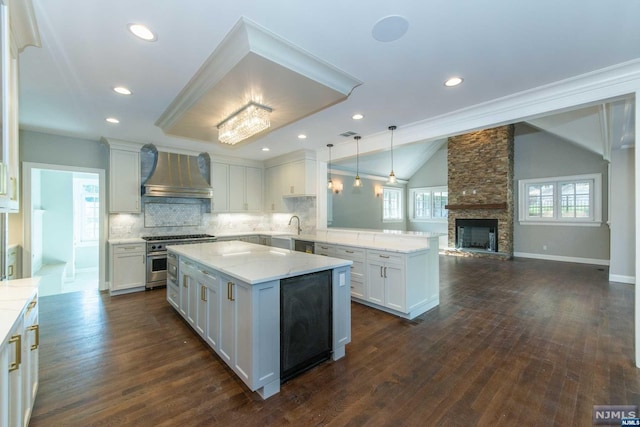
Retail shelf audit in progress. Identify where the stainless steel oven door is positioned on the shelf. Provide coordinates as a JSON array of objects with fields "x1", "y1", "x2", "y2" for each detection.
[{"x1": 146, "y1": 253, "x2": 167, "y2": 288}]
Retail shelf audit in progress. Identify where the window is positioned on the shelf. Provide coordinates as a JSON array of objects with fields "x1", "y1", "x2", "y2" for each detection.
[
  {"x1": 518, "y1": 174, "x2": 601, "y2": 226},
  {"x1": 73, "y1": 177, "x2": 100, "y2": 244},
  {"x1": 410, "y1": 187, "x2": 448, "y2": 222},
  {"x1": 382, "y1": 187, "x2": 403, "y2": 222}
]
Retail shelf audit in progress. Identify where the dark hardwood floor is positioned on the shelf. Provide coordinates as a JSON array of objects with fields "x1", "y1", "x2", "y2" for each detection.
[{"x1": 29, "y1": 256, "x2": 638, "y2": 426}]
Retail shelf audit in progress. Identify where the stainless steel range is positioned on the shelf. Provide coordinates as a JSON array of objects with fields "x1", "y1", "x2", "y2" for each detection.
[{"x1": 142, "y1": 234, "x2": 217, "y2": 289}]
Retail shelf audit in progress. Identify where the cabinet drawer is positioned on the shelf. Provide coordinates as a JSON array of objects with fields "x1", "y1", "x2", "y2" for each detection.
[
  {"x1": 350, "y1": 260, "x2": 365, "y2": 276},
  {"x1": 315, "y1": 243, "x2": 335, "y2": 254},
  {"x1": 367, "y1": 250, "x2": 403, "y2": 265},
  {"x1": 113, "y1": 244, "x2": 144, "y2": 254},
  {"x1": 335, "y1": 246, "x2": 365, "y2": 260},
  {"x1": 350, "y1": 279, "x2": 365, "y2": 299}
]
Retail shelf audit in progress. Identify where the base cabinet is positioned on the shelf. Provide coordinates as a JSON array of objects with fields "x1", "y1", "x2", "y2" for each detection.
[
  {"x1": 0, "y1": 291, "x2": 39, "y2": 427},
  {"x1": 110, "y1": 242, "x2": 146, "y2": 294}
]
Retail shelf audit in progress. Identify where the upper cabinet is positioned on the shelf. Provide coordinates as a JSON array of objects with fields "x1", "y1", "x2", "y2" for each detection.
[
  {"x1": 264, "y1": 150, "x2": 316, "y2": 212},
  {"x1": 0, "y1": 0, "x2": 40, "y2": 213},
  {"x1": 212, "y1": 157, "x2": 263, "y2": 213},
  {"x1": 104, "y1": 139, "x2": 144, "y2": 213}
]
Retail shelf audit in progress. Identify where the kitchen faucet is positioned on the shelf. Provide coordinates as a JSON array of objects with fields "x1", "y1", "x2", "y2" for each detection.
[{"x1": 288, "y1": 215, "x2": 302, "y2": 235}]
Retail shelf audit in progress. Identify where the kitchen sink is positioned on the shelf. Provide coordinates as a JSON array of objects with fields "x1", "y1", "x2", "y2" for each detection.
[{"x1": 270, "y1": 235, "x2": 293, "y2": 250}]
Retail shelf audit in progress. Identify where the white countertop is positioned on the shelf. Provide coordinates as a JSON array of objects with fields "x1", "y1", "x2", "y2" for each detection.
[
  {"x1": 168, "y1": 241, "x2": 351, "y2": 285},
  {"x1": 0, "y1": 277, "x2": 40, "y2": 347},
  {"x1": 108, "y1": 238, "x2": 146, "y2": 245},
  {"x1": 289, "y1": 230, "x2": 443, "y2": 253}
]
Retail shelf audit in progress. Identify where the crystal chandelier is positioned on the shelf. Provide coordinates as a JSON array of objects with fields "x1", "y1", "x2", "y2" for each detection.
[{"x1": 217, "y1": 102, "x2": 272, "y2": 145}]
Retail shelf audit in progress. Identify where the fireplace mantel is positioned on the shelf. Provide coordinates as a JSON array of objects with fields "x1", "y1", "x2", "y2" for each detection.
[{"x1": 445, "y1": 203, "x2": 507, "y2": 210}]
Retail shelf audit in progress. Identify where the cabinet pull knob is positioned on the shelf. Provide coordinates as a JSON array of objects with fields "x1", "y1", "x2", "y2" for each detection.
[
  {"x1": 8, "y1": 334, "x2": 21, "y2": 372},
  {"x1": 27, "y1": 325, "x2": 39, "y2": 350}
]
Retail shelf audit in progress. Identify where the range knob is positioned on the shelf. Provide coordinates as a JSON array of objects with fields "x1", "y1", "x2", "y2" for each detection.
[{"x1": 151, "y1": 245, "x2": 157, "y2": 250}]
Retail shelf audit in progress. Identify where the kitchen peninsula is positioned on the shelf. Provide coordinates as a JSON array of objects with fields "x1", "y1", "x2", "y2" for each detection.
[{"x1": 166, "y1": 241, "x2": 352, "y2": 399}]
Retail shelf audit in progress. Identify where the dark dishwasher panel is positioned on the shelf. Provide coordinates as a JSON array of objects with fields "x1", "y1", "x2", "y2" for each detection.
[
  {"x1": 293, "y1": 239, "x2": 315, "y2": 254},
  {"x1": 280, "y1": 270, "x2": 332, "y2": 383}
]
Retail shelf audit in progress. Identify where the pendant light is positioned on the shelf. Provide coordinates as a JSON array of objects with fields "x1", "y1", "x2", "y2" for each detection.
[
  {"x1": 327, "y1": 143, "x2": 334, "y2": 190},
  {"x1": 353, "y1": 135, "x2": 362, "y2": 188},
  {"x1": 387, "y1": 125, "x2": 397, "y2": 184}
]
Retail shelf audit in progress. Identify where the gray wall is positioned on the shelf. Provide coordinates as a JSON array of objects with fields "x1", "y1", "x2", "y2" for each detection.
[
  {"x1": 20, "y1": 130, "x2": 108, "y2": 170},
  {"x1": 329, "y1": 175, "x2": 406, "y2": 231},
  {"x1": 406, "y1": 144, "x2": 448, "y2": 248},
  {"x1": 41, "y1": 170, "x2": 74, "y2": 278},
  {"x1": 513, "y1": 124, "x2": 610, "y2": 261},
  {"x1": 609, "y1": 147, "x2": 635, "y2": 280}
]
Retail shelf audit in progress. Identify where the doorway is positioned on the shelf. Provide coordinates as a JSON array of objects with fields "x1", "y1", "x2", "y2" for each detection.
[{"x1": 23, "y1": 162, "x2": 106, "y2": 296}]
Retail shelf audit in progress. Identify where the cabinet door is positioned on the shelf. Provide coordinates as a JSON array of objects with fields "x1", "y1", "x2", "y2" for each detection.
[
  {"x1": 219, "y1": 278, "x2": 236, "y2": 365},
  {"x1": 179, "y1": 263, "x2": 194, "y2": 319},
  {"x1": 366, "y1": 261, "x2": 385, "y2": 305},
  {"x1": 233, "y1": 281, "x2": 252, "y2": 383},
  {"x1": 0, "y1": 334, "x2": 8, "y2": 427},
  {"x1": 228, "y1": 165, "x2": 246, "y2": 211},
  {"x1": 22, "y1": 297, "x2": 38, "y2": 425},
  {"x1": 384, "y1": 264, "x2": 406, "y2": 312},
  {"x1": 245, "y1": 167, "x2": 262, "y2": 211},
  {"x1": 212, "y1": 162, "x2": 229, "y2": 212},
  {"x1": 264, "y1": 166, "x2": 278, "y2": 212},
  {"x1": 4, "y1": 318, "x2": 23, "y2": 427},
  {"x1": 109, "y1": 149, "x2": 140, "y2": 213},
  {"x1": 112, "y1": 250, "x2": 145, "y2": 291},
  {"x1": 204, "y1": 276, "x2": 220, "y2": 350}
]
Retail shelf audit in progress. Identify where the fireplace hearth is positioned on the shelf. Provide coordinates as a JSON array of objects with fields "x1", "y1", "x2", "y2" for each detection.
[{"x1": 455, "y1": 219, "x2": 498, "y2": 252}]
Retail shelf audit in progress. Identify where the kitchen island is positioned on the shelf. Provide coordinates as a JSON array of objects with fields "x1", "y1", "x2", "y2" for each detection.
[{"x1": 166, "y1": 241, "x2": 352, "y2": 399}]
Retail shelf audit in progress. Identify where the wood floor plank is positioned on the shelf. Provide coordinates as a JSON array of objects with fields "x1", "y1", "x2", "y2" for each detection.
[{"x1": 28, "y1": 256, "x2": 640, "y2": 426}]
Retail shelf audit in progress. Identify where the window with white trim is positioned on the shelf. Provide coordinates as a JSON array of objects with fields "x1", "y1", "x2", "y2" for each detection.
[
  {"x1": 382, "y1": 187, "x2": 403, "y2": 222},
  {"x1": 409, "y1": 187, "x2": 448, "y2": 221},
  {"x1": 518, "y1": 173, "x2": 601, "y2": 226}
]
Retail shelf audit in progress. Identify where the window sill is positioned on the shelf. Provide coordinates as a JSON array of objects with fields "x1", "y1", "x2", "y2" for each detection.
[
  {"x1": 409, "y1": 219, "x2": 448, "y2": 223},
  {"x1": 518, "y1": 221, "x2": 602, "y2": 227}
]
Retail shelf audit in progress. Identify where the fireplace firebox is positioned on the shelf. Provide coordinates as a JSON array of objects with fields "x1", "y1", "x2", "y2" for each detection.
[{"x1": 455, "y1": 219, "x2": 498, "y2": 252}]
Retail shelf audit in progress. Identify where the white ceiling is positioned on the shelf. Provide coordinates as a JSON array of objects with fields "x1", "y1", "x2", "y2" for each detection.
[{"x1": 17, "y1": 0, "x2": 640, "y2": 174}]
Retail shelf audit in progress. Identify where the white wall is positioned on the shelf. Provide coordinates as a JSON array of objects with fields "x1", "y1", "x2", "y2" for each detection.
[
  {"x1": 41, "y1": 170, "x2": 74, "y2": 279},
  {"x1": 610, "y1": 147, "x2": 636, "y2": 283}
]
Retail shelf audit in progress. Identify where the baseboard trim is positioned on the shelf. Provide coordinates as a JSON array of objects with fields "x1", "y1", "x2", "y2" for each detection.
[
  {"x1": 513, "y1": 252, "x2": 610, "y2": 266},
  {"x1": 609, "y1": 274, "x2": 636, "y2": 285}
]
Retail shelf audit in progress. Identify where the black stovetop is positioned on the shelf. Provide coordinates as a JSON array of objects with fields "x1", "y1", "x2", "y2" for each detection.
[{"x1": 141, "y1": 234, "x2": 216, "y2": 242}]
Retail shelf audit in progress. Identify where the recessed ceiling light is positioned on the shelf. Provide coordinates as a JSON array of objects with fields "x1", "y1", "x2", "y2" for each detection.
[
  {"x1": 128, "y1": 23, "x2": 157, "y2": 41},
  {"x1": 297, "y1": 134, "x2": 307, "y2": 139},
  {"x1": 106, "y1": 117, "x2": 120, "y2": 124},
  {"x1": 113, "y1": 86, "x2": 132, "y2": 95},
  {"x1": 261, "y1": 147, "x2": 270, "y2": 152},
  {"x1": 444, "y1": 77, "x2": 464, "y2": 87},
  {"x1": 352, "y1": 113, "x2": 364, "y2": 120}
]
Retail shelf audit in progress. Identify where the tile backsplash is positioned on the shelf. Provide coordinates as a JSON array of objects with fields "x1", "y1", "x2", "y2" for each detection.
[{"x1": 109, "y1": 196, "x2": 317, "y2": 239}]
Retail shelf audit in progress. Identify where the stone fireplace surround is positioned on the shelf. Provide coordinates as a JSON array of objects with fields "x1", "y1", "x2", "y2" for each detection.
[{"x1": 446, "y1": 125, "x2": 514, "y2": 258}]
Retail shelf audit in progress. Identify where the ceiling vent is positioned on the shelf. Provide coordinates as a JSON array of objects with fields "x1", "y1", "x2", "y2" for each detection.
[{"x1": 340, "y1": 131, "x2": 357, "y2": 137}]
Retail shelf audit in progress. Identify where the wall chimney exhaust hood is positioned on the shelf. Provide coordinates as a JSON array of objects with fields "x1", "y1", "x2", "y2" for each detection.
[{"x1": 141, "y1": 145, "x2": 213, "y2": 199}]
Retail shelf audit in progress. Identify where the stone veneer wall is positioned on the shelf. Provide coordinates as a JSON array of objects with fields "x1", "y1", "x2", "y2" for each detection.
[{"x1": 447, "y1": 125, "x2": 514, "y2": 257}]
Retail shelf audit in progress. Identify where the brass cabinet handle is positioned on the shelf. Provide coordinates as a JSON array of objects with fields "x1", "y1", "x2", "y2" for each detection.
[
  {"x1": 27, "y1": 325, "x2": 39, "y2": 350},
  {"x1": 183, "y1": 275, "x2": 188, "y2": 288},
  {"x1": 8, "y1": 334, "x2": 21, "y2": 372},
  {"x1": 227, "y1": 281, "x2": 235, "y2": 301},
  {"x1": 380, "y1": 266, "x2": 383, "y2": 277},
  {"x1": 345, "y1": 250, "x2": 354, "y2": 254},
  {"x1": 379, "y1": 254, "x2": 390, "y2": 259},
  {"x1": 201, "y1": 285, "x2": 207, "y2": 302},
  {"x1": 384, "y1": 267, "x2": 387, "y2": 278},
  {"x1": 8, "y1": 265, "x2": 13, "y2": 277},
  {"x1": 200, "y1": 270, "x2": 210, "y2": 275}
]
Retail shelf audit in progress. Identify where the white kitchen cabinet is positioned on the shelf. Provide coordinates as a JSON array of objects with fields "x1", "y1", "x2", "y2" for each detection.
[
  {"x1": 0, "y1": 290, "x2": 38, "y2": 427},
  {"x1": 315, "y1": 243, "x2": 366, "y2": 300},
  {"x1": 218, "y1": 273, "x2": 279, "y2": 396},
  {"x1": 202, "y1": 272, "x2": 220, "y2": 350},
  {"x1": 179, "y1": 259, "x2": 196, "y2": 322},
  {"x1": 109, "y1": 242, "x2": 145, "y2": 295},
  {"x1": 213, "y1": 162, "x2": 262, "y2": 212},
  {"x1": 264, "y1": 157, "x2": 316, "y2": 212},
  {"x1": 367, "y1": 255, "x2": 405, "y2": 312},
  {"x1": 211, "y1": 162, "x2": 229, "y2": 213},
  {"x1": 0, "y1": 0, "x2": 39, "y2": 213},
  {"x1": 104, "y1": 138, "x2": 145, "y2": 214}
]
